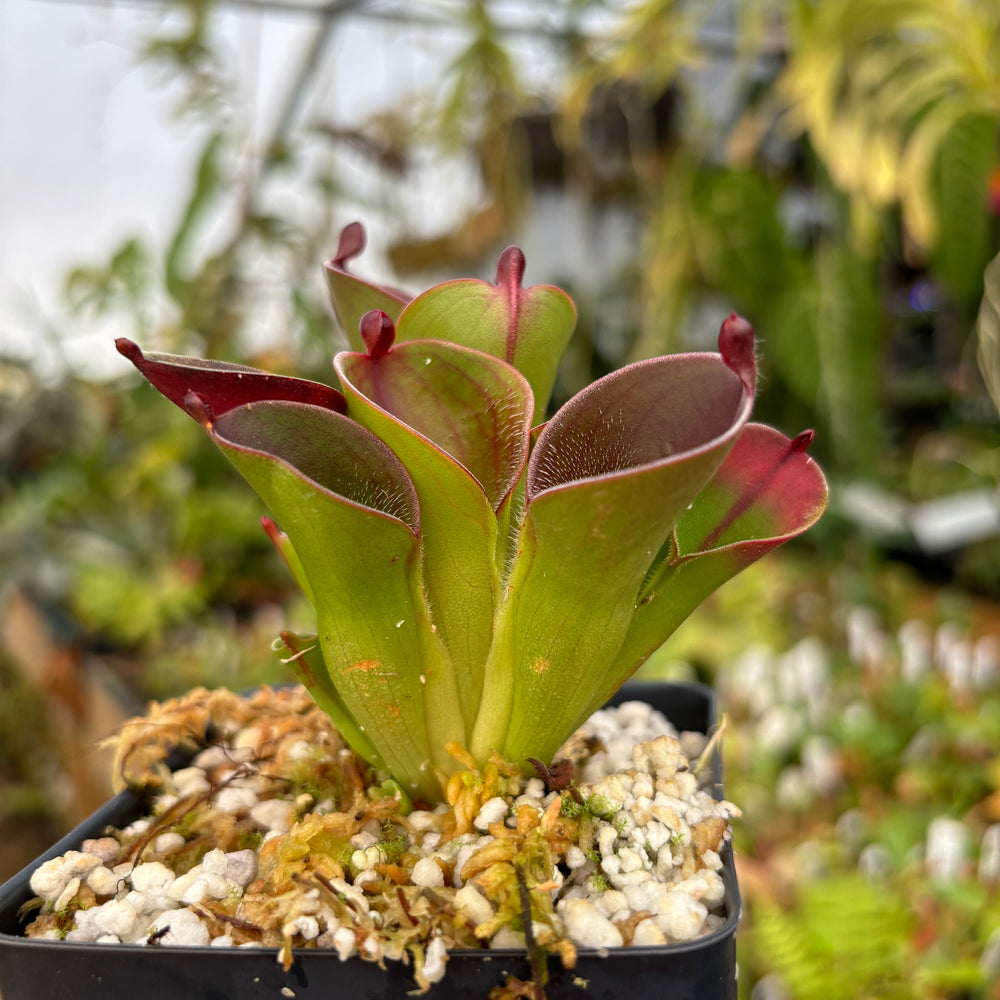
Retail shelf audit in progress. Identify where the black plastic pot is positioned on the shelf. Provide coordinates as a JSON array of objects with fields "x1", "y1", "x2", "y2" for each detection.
[{"x1": 0, "y1": 681, "x2": 739, "y2": 1000}]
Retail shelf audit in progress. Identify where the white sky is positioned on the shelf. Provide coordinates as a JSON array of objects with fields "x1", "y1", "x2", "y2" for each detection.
[{"x1": 1, "y1": 0, "x2": 297, "y2": 377}]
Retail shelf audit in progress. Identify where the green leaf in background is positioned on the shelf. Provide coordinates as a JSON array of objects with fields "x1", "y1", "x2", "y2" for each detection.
[
  {"x1": 763, "y1": 274, "x2": 823, "y2": 410},
  {"x1": 753, "y1": 875, "x2": 913, "y2": 1000},
  {"x1": 395, "y1": 245, "x2": 577, "y2": 423},
  {"x1": 165, "y1": 132, "x2": 226, "y2": 307},
  {"x1": 932, "y1": 113, "x2": 997, "y2": 305},
  {"x1": 815, "y1": 243, "x2": 884, "y2": 471},
  {"x1": 976, "y1": 248, "x2": 1000, "y2": 417}
]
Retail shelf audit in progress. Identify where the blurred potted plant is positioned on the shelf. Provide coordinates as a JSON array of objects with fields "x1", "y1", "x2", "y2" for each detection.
[{"x1": 0, "y1": 224, "x2": 827, "y2": 999}]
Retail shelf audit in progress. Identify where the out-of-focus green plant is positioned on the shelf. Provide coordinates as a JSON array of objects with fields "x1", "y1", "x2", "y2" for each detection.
[
  {"x1": 976, "y1": 247, "x2": 1000, "y2": 416},
  {"x1": 118, "y1": 224, "x2": 827, "y2": 800},
  {"x1": 752, "y1": 875, "x2": 915, "y2": 1000},
  {"x1": 559, "y1": 0, "x2": 1000, "y2": 473},
  {"x1": 705, "y1": 568, "x2": 1000, "y2": 1000},
  {"x1": 780, "y1": 0, "x2": 1000, "y2": 272},
  {"x1": 0, "y1": 362, "x2": 286, "y2": 650}
]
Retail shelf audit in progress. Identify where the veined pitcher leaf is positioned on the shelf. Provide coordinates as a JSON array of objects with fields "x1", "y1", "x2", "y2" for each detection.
[
  {"x1": 394, "y1": 246, "x2": 576, "y2": 423},
  {"x1": 116, "y1": 338, "x2": 346, "y2": 416},
  {"x1": 193, "y1": 397, "x2": 465, "y2": 798},
  {"x1": 673, "y1": 426, "x2": 827, "y2": 555},
  {"x1": 335, "y1": 320, "x2": 534, "y2": 723},
  {"x1": 337, "y1": 314, "x2": 534, "y2": 512},
  {"x1": 471, "y1": 323, "x2": 756, "y2": 765},
  {"x1": 323, "y1": 222, "x2": 411, "y2": 350},
  {"x1": 592, "y1": 423, "x2": 829, "y2": 717}
]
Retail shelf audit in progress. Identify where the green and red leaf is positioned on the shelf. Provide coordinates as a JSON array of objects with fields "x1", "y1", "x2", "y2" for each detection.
[
  {"x1": 335, "y1": 318, "x2": 534, "y2": 721},
  {"x1": 120, "y1": 224, "x2": 829, "y2": 800},
  {"x1": 593, "y1": 422, "x2": 829, "y2": 716},
  {"x1": 394, "y1": 246, "x2": 576, "y2": 423},
  {"x1": 323, "y1": 222, "x2": 411, "y2": 350},
  {"x1": 116, "y1": 338, "x2": 346, "y2": 417},
  {"x1": 338, "y1": 314, "x2": 534, "y2": 512},
  {"x1": 471, "y1": 323, "x2": 757, "y2": 764},
  {"x1": 192, "y1": 398, "x2": 466, "y2": 798}
]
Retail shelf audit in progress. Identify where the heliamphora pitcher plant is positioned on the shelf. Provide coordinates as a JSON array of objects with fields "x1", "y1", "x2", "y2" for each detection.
[{"x1": 117, "y1": 223, "x2": 828, "y2": 803}]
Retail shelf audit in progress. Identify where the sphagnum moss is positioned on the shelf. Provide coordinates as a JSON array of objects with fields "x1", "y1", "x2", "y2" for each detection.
[{"x1": 26, "y1": 685, "x2": 738, "y2": 993}]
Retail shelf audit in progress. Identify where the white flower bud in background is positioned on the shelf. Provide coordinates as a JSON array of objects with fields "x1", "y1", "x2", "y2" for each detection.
[
  {"x1": 978, "y1": 824, "x2": 1000, "y2": 884},
  {"x1": 845, "y1": 606, "x2": 884, "y2": 671},
  {"x1": 755, "y1": 705, "x2": 802, "y2": 757},
  {"x1": 801, "y1": 736, "x2": 841, "y2": 796},
  {"x1": 898, "y1": 620, "x2": 932, "y2": 683},
  {"x1": 751, "y1": 973, "x2": 792, "y2": 1000},
  {"x1": 728, "y1": 647, "x2": 776, "y2": 715},
  {"x1": 973, "y1": 636, "x2": 1000, "y2": 689},
  {"x1": 980, "y1": 927, "x2": 1000, "y2": 979},
  {"x1": 926, "y1": 816, "x2": 968, "y2": 882},
  {"x1": 776, "y1": 766, "x2": 812, "y2": 810},
  {"x1": 857, "y1": 844, "x2": 892, "y2": 881},
  {"x1": 937, "y1": 629, "x2": 972, "y2": 693},
  {"x1": 786, "y1": 638, "x2": 831, "y2": 725},
  {"x1": 835, "y1": 808, "x2": 866, "y2": 855}
]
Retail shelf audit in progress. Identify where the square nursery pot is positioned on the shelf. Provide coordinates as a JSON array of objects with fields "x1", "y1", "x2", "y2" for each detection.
[{"x1": 0, "y1": 681, "x2": 740, "y2": 1000}]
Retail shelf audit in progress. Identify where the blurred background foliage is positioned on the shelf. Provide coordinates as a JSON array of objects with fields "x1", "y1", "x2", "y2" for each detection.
[{"x1": 2, "y1": 0, "x2": 1000, "y2": 995}]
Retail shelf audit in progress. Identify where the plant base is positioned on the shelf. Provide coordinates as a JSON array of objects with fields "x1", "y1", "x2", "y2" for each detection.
[{"x1": 0, "y1": 682, "x2": 738, "y2": 999}]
